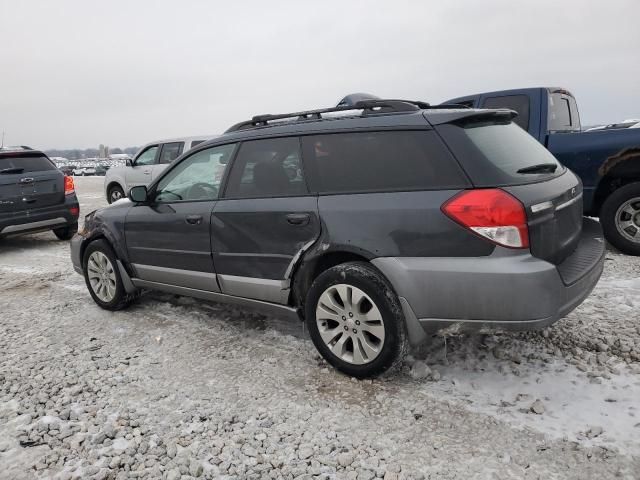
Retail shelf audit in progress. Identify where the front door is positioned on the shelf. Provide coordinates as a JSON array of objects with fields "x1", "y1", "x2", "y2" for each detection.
[
  {"x1": 125, "y1": 143, "x2": 236, "y2": 291},
  {"x1": 126, "y1": 145, "x2": 158, "y2": 190},
  {"x1": 211, "y1": 137, "x2": 320, "y2": 304},
  {"x1": 151, "y1": 141, "x2": 185, "y2": 181}
]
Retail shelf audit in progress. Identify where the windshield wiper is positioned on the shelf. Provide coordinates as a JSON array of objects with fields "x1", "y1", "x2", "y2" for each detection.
[
  {"x1": 516, "y1": 163, "x2": 558, "y2": 174},
  {"x1": 0, "y1": 167, "x2": 25, "y2": 174}
]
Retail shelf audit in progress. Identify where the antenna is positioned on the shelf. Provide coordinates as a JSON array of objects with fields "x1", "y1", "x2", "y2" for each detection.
[{"x1": 1, "y1": 131, "x2": 4, "y2": 148}]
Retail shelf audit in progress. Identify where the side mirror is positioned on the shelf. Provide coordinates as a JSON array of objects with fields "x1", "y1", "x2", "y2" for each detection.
[
  {"x1": 128, "y1": 185, "x2": 148, "y2": 203},
  {"x1": 126, "y1": 158, "x2": 133, "y2": 167}
]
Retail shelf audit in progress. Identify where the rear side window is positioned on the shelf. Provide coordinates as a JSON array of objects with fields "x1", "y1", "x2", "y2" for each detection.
[
  {"x1": 224, "y1": 137, "x2": 308, "y2": 198},
  {"x1": 436, "y1": 121, "x2": 564, "y2": 186},
  {"x1": 481, "y1": 95, "x2": 530, "y2": 131},
  {"x1": 301, "y1": 130, "x2": 468, "y2": 194},
  {"x1": 159, "y1": 142, "x2": 184, "y2": 164},
  {"x1": 0, "y1": 154, "x2": 56, "y2": 173},
  {"x1": 548, "y1": 93, "x2": 580, "y2": 132}
]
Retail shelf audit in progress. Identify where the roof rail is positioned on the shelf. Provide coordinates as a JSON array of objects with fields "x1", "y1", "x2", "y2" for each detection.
[
  {"x1": 0, "y1": 145, "x2": 33, "y2": 151},
  {"x1": 225, "y1": 99, "x2": 439, "y2": 133}
]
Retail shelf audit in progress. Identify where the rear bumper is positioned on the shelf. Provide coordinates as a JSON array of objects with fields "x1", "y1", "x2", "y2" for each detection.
[
  {"x1": 372, "y1": 218, "x2": 605, "y2": 344},
  {"x1": 0, "y1": 197, "x2": 79, "y2": 237}
]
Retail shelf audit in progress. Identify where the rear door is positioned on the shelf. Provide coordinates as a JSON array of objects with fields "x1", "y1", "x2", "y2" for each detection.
[
  {"x1": 211, "y1": 136, "x2": 320, "y2": 304},
  {"x1": 0, "y1": 153, "x2": 64, "y2": 215}
]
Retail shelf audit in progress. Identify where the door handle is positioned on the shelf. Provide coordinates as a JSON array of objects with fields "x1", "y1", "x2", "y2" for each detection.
[
  {"x1": 185, "y1": 215, "x2": 203, "y2": 225},
  {"x1": 143, "y1": 170, "x2": 151, "y2": 175},
  {"x1": 286, "y1": 213, "x2": 310, "y2": 226}
]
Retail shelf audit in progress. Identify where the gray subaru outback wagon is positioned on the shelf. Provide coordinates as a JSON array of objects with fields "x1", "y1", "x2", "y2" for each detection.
[{"x1": 70, "y1": 99, "x2": 605, "y2": 377}]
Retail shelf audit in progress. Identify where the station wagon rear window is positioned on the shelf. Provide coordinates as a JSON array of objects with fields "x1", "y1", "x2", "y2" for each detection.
[{"x1": 436, "y1": 121, "x2": 564, "y2": 186}]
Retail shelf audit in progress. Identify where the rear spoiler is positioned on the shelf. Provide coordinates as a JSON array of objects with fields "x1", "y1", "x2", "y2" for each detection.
[{"x1": 425, "y1": 108, "x2": 518, "y2": 126}]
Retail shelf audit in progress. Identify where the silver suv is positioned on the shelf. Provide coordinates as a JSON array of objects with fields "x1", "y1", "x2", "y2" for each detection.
[{"x1": 104, "y1": 136, "x2": 216, "y2": 203}]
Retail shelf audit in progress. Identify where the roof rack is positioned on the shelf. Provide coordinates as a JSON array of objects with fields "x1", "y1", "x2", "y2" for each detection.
[{"x1": 225, "y1": 99, "x2": 461, "y2": 133}]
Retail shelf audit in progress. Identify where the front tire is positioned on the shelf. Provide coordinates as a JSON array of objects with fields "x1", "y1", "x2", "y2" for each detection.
[
  {"x1": 600, "y1": 182, "x2": 640, "y2": 256},
  {"x1": 53, "y1": 223, "x2": 78, "y2": 240},
  {"x1": 83, "y1": 239, "x2": 136, "y2": 310},
  {"x1": 107, "y1": 185, "x2": 125, "y2": 204},
  {"x1": 305, "y1": 261, "x2": 408, "y2": 378}
]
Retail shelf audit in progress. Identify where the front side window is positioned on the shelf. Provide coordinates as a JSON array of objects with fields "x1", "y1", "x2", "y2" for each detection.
[
  {"x1": 301, "y1": 130, "x2": 468, "y2": 194},
  {"x1": 134, "y1": 146, "x2": 158, "y2": 166},
  {"x1": 159, "y1": 142, "x2": 184, "y2": 164},
  {"x1": 224, "y1": 137, "x2": 307, "y2": 198},
  {"x1": 482, "y1": 95, "x2": 530, "y2": 131},
  {"x1": 155, "y1": 143, "x2": 236, "y2": 202}
]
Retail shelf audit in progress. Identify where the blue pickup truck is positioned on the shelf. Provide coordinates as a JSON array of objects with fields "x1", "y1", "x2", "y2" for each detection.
[{"x1": 444, "y1": 88, "x2": 640, "y2": 256}]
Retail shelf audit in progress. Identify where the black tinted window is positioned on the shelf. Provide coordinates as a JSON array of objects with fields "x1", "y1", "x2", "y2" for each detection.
[
  {"x1": 0, "y1": 154, "x2": 56, "y2": 173},
  {"x1": 482, "y1": 95, "x2": 530, "y2": 130},
  {"x1": 159, "y1": 142, "x2": 184, "y2": 164},
  {"x1": 301, "y1": 131, "x2": 467, "y2": 194},
  {"x1": 436, "y1": 121, "x2": 563, "y2": 186},
  {"x1": 224, "y1": 137, "x2": 307, "y2": 198}
]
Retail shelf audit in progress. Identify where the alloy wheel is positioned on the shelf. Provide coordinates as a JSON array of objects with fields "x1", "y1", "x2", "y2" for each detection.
[
  {"x1": 87, "y1": 251, "x2": 117, "y2": 302},
  {"x1": 315, "y1": 284, "x2": 385, "y2": 365},
  {"x1": 615, "y1": 196, "x2": 640, "y2": 243},
  {"x1": 110, "y1": 189, "x2": 123, "y2": 202}
]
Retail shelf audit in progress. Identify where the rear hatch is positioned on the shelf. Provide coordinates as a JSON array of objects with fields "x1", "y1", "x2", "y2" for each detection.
[
  {"x1": 433, "y1": 112, "x2": 582, "y2": 265},
  {"x1": 0, "y1": 152, "x2": 65, "y2": 213}
]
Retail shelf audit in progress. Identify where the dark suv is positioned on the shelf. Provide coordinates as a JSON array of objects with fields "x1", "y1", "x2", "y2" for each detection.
[
  {"x1": 1, "y1": 147, "x2": 79, "y2": 240},
  {"x1": 70, "y1": 100, "x2": 605, "y2": 377}
]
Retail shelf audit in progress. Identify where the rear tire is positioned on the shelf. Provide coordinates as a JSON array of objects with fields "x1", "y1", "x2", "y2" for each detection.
[
  {"x1": 108, "y1": 185, "x2": 125, "y2": 204},
  {"x1": 53, "y1": 223, "x2": 78, "y2": 241},
  {"x1": 305, "y1": 261, "x2": 408, "y2": 378},
  {"x1": 600, "y1": 182, "x2": 640, "y2": 256},
  {"x1": 83, "y1": 239, "x2": 137, "y2": 310}
]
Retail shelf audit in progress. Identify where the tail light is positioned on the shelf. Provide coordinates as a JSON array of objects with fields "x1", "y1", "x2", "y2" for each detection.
[
  {"x1": 64, "y1": 176, "x2": 75, "y2": 195},
  {"x1": 442, "y1": 189, "x2": 529, "y2": 249},
  {"x1": 69, "y1": 206, "x2": 80, "y2": 217}
]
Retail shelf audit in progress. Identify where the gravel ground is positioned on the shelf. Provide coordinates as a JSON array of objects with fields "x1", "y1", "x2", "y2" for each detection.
[{"x1": 1, "y1": 176, "x2": 639, "y2": 479}]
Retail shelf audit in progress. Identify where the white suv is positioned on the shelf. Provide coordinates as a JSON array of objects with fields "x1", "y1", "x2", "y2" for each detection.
[{"x1": 104, "y1": 136, "x2": 216, "y2": 203}]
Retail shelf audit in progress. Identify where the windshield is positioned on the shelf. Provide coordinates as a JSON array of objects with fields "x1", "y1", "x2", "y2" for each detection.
[
  {"x1": 0, "y1": 154, "x2": 56, "y2": 173},
  {"x1": 436, "y1": 121, "x2": 565, "y2": 186}
]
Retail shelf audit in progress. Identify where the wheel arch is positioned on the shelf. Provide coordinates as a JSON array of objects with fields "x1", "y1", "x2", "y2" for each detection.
[
  {"x1": 591, "y1": 175, "x2": 640, "y2": 216},
  {"x1": 105, "y1": 180, "x2": 126, "y2": 201},
  {"x1": 290, "y1": 245, "x2": 377, "y2": 313},
  {"x1": 81, "y1": 234, "x2": 137, "y2": 293}
]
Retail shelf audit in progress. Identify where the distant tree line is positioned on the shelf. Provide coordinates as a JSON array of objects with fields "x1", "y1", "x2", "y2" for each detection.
[{"x1": 44, "y1": 146, "x2": 139, "y2": 160}]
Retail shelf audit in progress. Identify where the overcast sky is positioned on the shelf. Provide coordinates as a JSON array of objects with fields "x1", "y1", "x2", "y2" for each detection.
[{"x1": 1, "y1": 0, "x2": 638, "y2": 149}]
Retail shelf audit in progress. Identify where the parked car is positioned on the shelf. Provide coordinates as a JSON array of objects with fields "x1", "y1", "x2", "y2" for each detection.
[
  {"x1": 74, "y1": 166, "x2": 96, "y2": 176},
  {"x1": 71, "y1": 99, "x2": 605, "y2": 377},
  {"x1": 103, "y1": 136, "x2": 217, "y2": 203},
  {"x1": 95, "y1": 165, "x2": 110, "y2": 176},
  {"x1": 58, "y1": 165, "x2": 75, "y2": 176},
  {"x1": 1, "y1": 146, "x2": 79, "y2": 240},
  {"x1": 443, "y1": 87, "x2": 640, "y2": 255}
]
